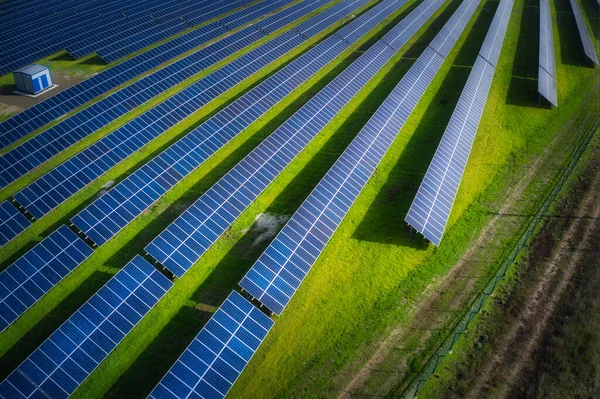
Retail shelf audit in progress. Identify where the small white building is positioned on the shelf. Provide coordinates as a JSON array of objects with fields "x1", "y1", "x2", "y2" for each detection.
[{"x1": 13, "y1": 64, "x2": 53, "y2": 95}]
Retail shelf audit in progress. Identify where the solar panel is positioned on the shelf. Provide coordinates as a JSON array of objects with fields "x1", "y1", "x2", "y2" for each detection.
[
  {"x1": 405, "y1": 0, "x2": 514, "y2": 245},
  {"x1": 0, "y1": 0, "x2": 291, "y2": 151},
  {"x1": 69, "y1": 0, "x2": 371, "y2": 247},
  {"x1": 0, "y1": 201, "x2": 31, "y2": 248},
  {"x1": 0, "y1": 226, "x2": 94, "y2": 332},
  {"x1": 0, "y1": 0, "x2": 239, "y2": 71},
  {"x1": 13, "y1": 0, "x2": 338, "y2": 221},
  {"x1": 148, "y1": 291, "x2": 273, "y2": 399},
  {"x1": 146, "y1": 0, "x2": 446, "y2": 278},
  {"x1": 0, "y1": 0, "x2": 334, "y2": 189},
  {"x1": 569, "y1": 0, "x2": 599, "y2": 66},
  {"x1": 240, "y1": 0, "x2": 483, "y2": 314},
  {"x1": 0, "y1": 255, "x2": 172, "y2": 399},
  {"x1": 538, "y1": 0, "x2": 557, "y2": 106},
  {"x1": 0, "y1": 0, "x2": 198, "y2": 75},
  {"x1": 94, "y1": 0, "x2": 274, "y2": 62},
  {"x1": 65, "y1": 0, "x2": 245, "y2": 59}
]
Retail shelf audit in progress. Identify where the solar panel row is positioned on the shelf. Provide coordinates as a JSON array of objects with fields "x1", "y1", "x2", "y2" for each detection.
[
  {"x1": 0, "y1": 255, "x2": 172, "y2": 399},
  {"x1": 0, "y1": 226, "x2": 94, "y2": 332},
  {"x1": 66, "y1": 0, "x2": 249, "y2": 60},
  {"x1": 69, "y1": 0, "x2": 371, "y2": 247},
  {"x1": 240, "y1": 0, "x2": 483, "y2": 315},
  {"x1": 146, "y1": 0, "x2": 445, "y2": 278},
  {"x1": 94, "y1": 0, "x2": 267, "y2": 63},
  {"x1": 149, "y1": 291, "x2": 273, "y2": 399},
  {"x1": 12, "y1": 2, "x2": 331, "y2": 221},
  {"x1": 0, "y1": 0, "x2": 209, "y2": 75},
  {"x1": 60, "y1": 0, "x2": 212, "y2": 58},
  {"x1": 0, "y1": 0, "x2": 91, "y2": 32},
  {"x1": 405, "y1": 0, "x2": 513, "y2": 246},
  {"x1": 0, "y1": 0, "x2": 126, "y2": 49},
  {"x1": 0, "y1": 0, "x2": 219, "y2": 54},
  {"x1": 0, "y1": 0, "x2": 332, "y2": 190},
  {"x1": 569, "y1": 0, "x2": 599, "y2": 66},
  {"x1": 538, "y1": 0, "x2": 557, "y2": 107},
  {"x1": 0, "y1": 0, "x2": 286, "y2": 150},
  {"x1": 0, "y1": 0, "x2": 80, "y2": 21},
  {"x1": 0, "y1": 201, "x2": 31, "y2": 248}
]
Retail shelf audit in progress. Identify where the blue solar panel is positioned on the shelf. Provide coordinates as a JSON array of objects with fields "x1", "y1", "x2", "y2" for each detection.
[
  {"x1": 94, "y1": 0, "x2": 268, "y2": 62},
  {"x1": 569, "y1": 0, "x2": 599, "y2": 66},
  {"x1": 538, "y1": 0, "x2": 557, "y2": 107},
  {"x1": 0, "y1": 0, "x2": 238, "y2": 72},
  {"x1": 148, "y1": 291, "x2": 273, "y2": 399},
  {"x1": 477, "y1": 0, "x2": 512, "y2": 67},
  {"x1": 240, "y1": 0, "x2": 483, "y2": 314},
  {"x1": 0, "y1": 0, "x2": 192, "y2": 75},
  {"x1": 0, "y1": 255, "x2": 172, "y2": 399},
  {"x1": 0, "y1": 0, "x2": 85, "y2": 30},
  {"x1": 65, "y1": 0, "x2": 242, "y2": 59},
  {"x1": 69, "y1": 0, "x2": 371, "y2": 247},
  {"x1": 0, "y1": 0, "x2": 290, "y2": 151},
  {"x1": 145, "y1": 0, "x2": 446, "y2": 278},
  {"x1": 0, "y1": 201, "x2": 31, "y2": 248},
  {"x1": 0, "y1": 0, "x2": 334, "y2": 189},
  {"x1": 13, "y1": 1, "x2": 334, "y2": 220},
  {"x1": 0, "y1": 226, "x2": 94, "y2": 332},
  {"x1": 405, "y1": 0, "x2": 513, "y2": 246}
]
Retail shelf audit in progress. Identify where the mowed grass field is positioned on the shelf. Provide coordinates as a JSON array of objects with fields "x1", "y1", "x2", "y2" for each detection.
[{"x1": 0, "y1": 0, "x2": 598, "y2": 398}]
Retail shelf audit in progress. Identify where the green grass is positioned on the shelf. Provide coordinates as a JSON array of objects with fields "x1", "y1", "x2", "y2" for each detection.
[
  {"x1": 0, "y1": 0, "x2": 404, "y2": 389},
  {"x1": 0, "y1": 0, "x2": 598, "y2": 397},
  {"x1": 414, "y1": 125, "x2": 600, "y2": 399},
  {"x1": 230, "y1": 0, "x2": 600, "y2": 396}
]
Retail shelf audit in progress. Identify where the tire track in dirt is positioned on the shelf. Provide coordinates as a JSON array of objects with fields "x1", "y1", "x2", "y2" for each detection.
[
  {"x1": 464, "y1": 150, "x2": 600, "y2": 399},
  {"x1": 337, "y1": 109, "x2": 581, "y2": 399}
]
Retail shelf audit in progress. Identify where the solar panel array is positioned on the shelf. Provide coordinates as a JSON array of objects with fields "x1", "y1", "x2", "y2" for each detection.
[
  {"x1": 0, "y1": 0, "x2": 87, "y2": 37},
  {"x1": 0, "y1": 226, "x2": 94, "y2": 332},
  {"x1": 239, "y1": 0, "x2": 483, "y2": 314},
  {"x1": 12, "y1": 1, "x2": 334, "y2": 220},
  {"x1": 148, "y1": 291, "x2": 274, "y2": 399},
  {"x1": 569, "y1": 0, "x2": 599, "y2": 66},
  {"x1": 0, "y1": 0, "x2": 221, "y2": 76},
  {"x1": 69, "y1": 0, "x2": 371, "y2": 247},
  {"x1": 59, "y1": 0, "x2": 216, "y2": 58},
  {"x1": 93, "y1": 0, "x2": 260, "y2": 63},
  {"x1": 538, "y1": 0, "x2": 557, "y2": 106},
  {"x1": 0, "y1": 201, "x2": 31, "y2": 248},
  {"x1": 0, "y1": 256, "x2": 172, "y2": 399},
  {"x1": 0, "y1": 0, "x2": 331, "y2": 190},
  {"x1": 405, "y1": 0, "x2": 514, "y2": 245},
  {"x1": 146, "y1": 0, "x2": 445, "y2": 278},
  {"x1": 0, "y1": 0, "x2": 121, "y2": 74},
  {"x1": 0, "y1": 0, "x2": 289, "y2": 151},
  {"x1": 0, "y1": 0, "x2": 84, "y2": 28},
  {"x1": 65, "y1": 0, "x2": 249, "y2": 60}
]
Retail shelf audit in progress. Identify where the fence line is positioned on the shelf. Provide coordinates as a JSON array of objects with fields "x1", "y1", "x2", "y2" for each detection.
[{"x1": 400, "y1": 115, "x2": 600, "y2": 398}]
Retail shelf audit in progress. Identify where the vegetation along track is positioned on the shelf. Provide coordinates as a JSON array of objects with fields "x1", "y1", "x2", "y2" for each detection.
[{"x1": 0, "y1": 0, "x2": 598, "y2": 397}]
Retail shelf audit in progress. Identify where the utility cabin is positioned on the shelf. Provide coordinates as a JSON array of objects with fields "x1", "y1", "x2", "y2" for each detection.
[{"x1": 13, "y1": 64, "x2": 54, "y2": 95}]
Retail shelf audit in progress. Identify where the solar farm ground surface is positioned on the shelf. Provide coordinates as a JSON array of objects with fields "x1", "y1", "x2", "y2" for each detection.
[{"x1": 0, "y1": 0, "x2": 598, "y2": 398}]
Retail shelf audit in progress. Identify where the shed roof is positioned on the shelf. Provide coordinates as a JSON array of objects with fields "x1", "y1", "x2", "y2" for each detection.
[{"x1": 14, "y1": 64, "x2": 48, "y2": 76}]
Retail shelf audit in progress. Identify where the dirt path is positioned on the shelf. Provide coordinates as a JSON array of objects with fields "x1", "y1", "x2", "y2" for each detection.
[
  {"x1": 464, "y1": 159, "x2": 600, "y2": 398},
  {"x1": 337, "y1": 103, "x2": 590, "y2": 399},
  {"x1": 338, "y1": 150, "x2": 548, "y2": 398}
]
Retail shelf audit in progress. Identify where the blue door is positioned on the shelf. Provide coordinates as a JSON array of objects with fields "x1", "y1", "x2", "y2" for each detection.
[
  {"x1": 32, "y1": 73, "x2": 48, "y2": 93},
  {"x1": 39, "y1": 73, "x2": 49, "y2": 89},
  {"x1": 32, "y1": 76, "x2": 42, "y2": 93}
]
